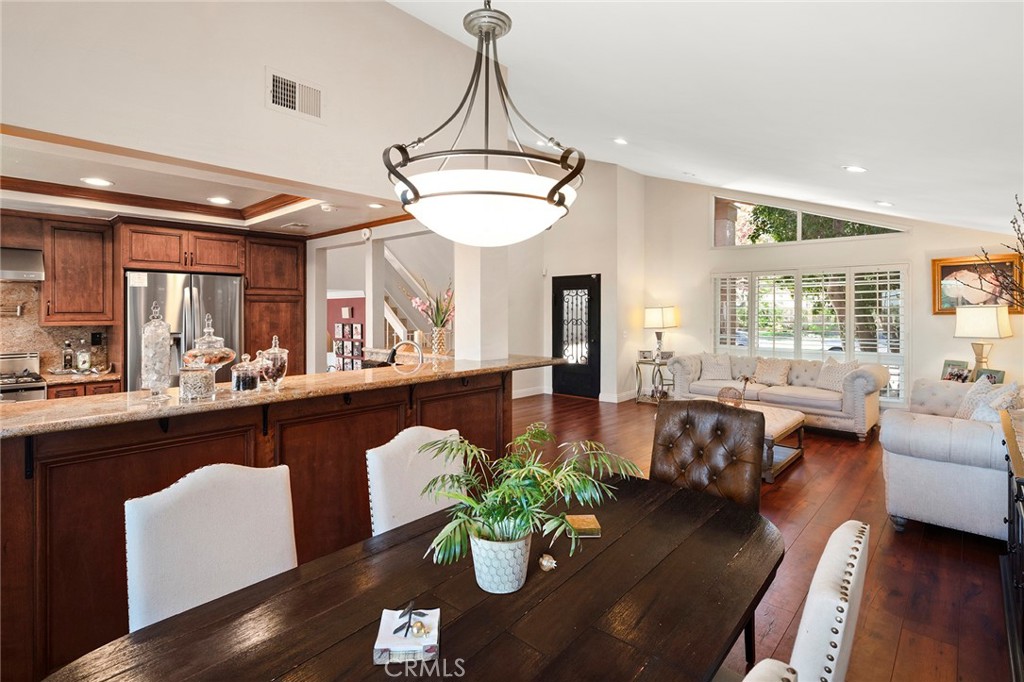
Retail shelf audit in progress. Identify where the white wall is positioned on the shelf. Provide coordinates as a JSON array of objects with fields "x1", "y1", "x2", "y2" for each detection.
[
  {"x1": 1, "y1": 2, "x2": 476, "y2": 200},
  {"x1": 644, "y1": 179, "x2": 1024, "y2": 392},
  {"x1": 326, "y1": 246, "x2": 365, "y2": 291}
]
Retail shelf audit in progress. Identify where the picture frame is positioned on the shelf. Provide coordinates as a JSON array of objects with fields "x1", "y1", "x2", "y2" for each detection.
[
  {"x1": 342, "y1": 358, "x2": 353, "y2": 371},
  {"x1": 333, "y1": 340, "x2": 344, "y2": 356},
  {"x1": 342, "y1": 323, "x2": 353, "y2": 339},
  {"x1": 343, "y1": 341, "x2": 353, "y2": 356},
  {"x1": 353, "y1": 323, "x2": 363, "y2": 340},
  {"x1": 334, "y1": 323, "x2": 344, "y2": 338},
  {"x1": 353, "y1": 341, "x2": 362, "y2": 357},
  {"x1": 931, "y1": 254, "x2": 1023, "y2": 314},
  {"x1": 637, "y1": 350, "x2": 653, "y2": 361},
  {"x1": 341, "y1": 306, "x2": 354, "y2": 318},
  {"x1": 940, "y1": 359, "x2": 969, "y2": 382},
  {"x1": 975, "y1": 368, "x2": 1005, "y2": 385}
]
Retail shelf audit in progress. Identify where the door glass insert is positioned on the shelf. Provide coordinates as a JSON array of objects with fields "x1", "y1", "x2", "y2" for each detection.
[{"x1": 561, "y1": 288, "x2": 589, "y2": 365}]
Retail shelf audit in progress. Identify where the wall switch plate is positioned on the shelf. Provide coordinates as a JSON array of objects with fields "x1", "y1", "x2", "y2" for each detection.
[{"x1": 91, "y1": 332, "x2": 103, "y2": 346}]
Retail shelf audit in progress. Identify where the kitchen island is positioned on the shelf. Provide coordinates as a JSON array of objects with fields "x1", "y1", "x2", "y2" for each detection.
[{"x1": 1, "y1": 355, "x2": 560, "y2": 681}]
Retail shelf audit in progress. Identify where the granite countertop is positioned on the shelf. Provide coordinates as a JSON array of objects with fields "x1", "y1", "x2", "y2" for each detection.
[
  {"x1": 42, "y1": 370, "x2": 122, "y2": 385},
  {"x1": 0, "y1": 355, "x2": 563, "y2": 438}
]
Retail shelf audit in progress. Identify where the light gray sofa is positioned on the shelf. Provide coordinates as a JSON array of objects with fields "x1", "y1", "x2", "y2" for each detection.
[
  {"x1": 666, "y1": 354, "x2": 891, "y2": 440},
  {"x1": 880, "y1": 379, "x2": 1010, "y2": 540}
]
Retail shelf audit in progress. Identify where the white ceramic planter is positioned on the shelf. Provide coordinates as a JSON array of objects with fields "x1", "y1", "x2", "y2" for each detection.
[{"x1": 469, "y1": 534, "x2": 531, "y2": 594}]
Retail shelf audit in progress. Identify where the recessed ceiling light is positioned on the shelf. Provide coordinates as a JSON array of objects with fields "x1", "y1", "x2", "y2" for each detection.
[
  {"x1": 842, "y1": 165, "x2": 868, "y2": 173},
  {"x1": 875, "y1": 200, "x2": 894, "y2": 207},
  {"x1": 80, "y1": 177, "x2": 114, "y2": 187},
  {"x1": 367, "y1": 203, "x2": 385, "y2": 209},
  {"x1": 613, "y1": 137, "x2": 628, "y2": 145},
  {"x1": 207, "y1": 196, "x2": 232, "y2": 205}
]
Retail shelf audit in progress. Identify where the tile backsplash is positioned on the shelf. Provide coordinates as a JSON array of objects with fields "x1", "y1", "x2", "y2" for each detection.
[{"x1": 0, "y1": 282, "x2": 110, "y2": 370}]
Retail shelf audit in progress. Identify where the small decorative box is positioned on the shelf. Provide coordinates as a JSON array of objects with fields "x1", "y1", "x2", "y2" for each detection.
[{"x1": 372, "y1": 603, "x2": 440, "y2": 665}]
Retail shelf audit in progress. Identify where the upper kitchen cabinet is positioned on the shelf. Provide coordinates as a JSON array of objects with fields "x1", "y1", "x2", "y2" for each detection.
[
  {"x1": 121, "y1": 224, "x2": 245, "y2": 274},
  {"x1": 245, "y1": 237, "x2": 304, "y2": 296},
  {"x1": 40, "y1": 221, "x2": 114, "y2": 326}
]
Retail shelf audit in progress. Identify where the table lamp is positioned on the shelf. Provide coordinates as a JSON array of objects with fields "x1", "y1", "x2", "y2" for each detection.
[
  {"x1": 644, "y1": 306, "x2": 679, "y2": 358},
  {"x1": 954, "y1": 304, "x2": 1013, "y2": 379}
]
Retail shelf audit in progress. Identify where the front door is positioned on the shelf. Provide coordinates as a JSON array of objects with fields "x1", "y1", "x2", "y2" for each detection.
[{"x1": 552, "y1": 274, "x2": 601, "y2": 399}]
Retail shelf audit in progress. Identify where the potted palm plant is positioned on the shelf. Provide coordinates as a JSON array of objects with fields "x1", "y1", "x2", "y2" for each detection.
[{"x1": 420, "y1": 422, "x2": 641, "y2": 594}]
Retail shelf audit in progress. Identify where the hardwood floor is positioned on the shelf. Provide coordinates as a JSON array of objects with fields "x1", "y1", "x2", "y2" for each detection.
[{"x1": 512, "y1": 393, "x2": 1011, "y2": 682}]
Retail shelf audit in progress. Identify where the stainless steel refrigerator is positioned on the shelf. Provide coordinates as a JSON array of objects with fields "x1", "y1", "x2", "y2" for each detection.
[{"x1": 125, "y1": 271, "x2": 243, "y2": 391}]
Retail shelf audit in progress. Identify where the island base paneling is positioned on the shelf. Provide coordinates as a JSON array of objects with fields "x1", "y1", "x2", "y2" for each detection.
[
  {"x1": 1, "y1": 371, "x2": 513, "y2": 681},
  {"x1": 269, "y1": 388, "x2": 409, "y2": 563}
]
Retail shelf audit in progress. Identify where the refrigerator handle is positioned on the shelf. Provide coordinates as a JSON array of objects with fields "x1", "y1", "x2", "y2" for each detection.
[{"x1": 183, "y1": 285, "x2": 193, "y2": 352}]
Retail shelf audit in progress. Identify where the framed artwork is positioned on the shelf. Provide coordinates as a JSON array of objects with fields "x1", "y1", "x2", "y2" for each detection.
[
  {"x1": 332, "y1": 340, "x2": 344, "y2": 356},
  {"x1": 352, "y1": 359, "x2": 363, "y2": 371},
  {"x1": 932, "y1": 254, "x2": 1023, "y2": 314},
  {"x1": 342, "y1": 358, "x2": 353, "y2": 371},
  {"x1": 353, "y1": 323, "x2": 363, "y2": 340},
  {"x1": 334, "y1": 323, "x2": 344, "y2": 338},
  {"x1": 341, "y1": 306, "x2": 354, "y2": 318},
  {"x1": 342, "y1": 323, "x2": 353, "y2": 339},
  {"x1": 353, "y1": 341, "x2": 363, "y2": 357},
  {"x1": 975, "y1": 368, "x2": 1005, "y2": 384},
  {"x1": 940, "y1": 359, "x2": 969, "y2": 382}
]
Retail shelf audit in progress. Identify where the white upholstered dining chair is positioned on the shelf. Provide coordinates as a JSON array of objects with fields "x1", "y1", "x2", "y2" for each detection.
[
  {"x1": 366, "y1": 426, "x2": 460, "y2": 536},
  {"x1": 125, "y1": 463, "x2": 298, "y2": 632},
  {"x1": 715, "y1": 519, "x2": 870, "y2": 682}
]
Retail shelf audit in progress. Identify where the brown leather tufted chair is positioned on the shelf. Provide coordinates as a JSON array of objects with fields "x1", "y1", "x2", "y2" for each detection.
[
  {"x1": 650, "y1": 400, "x2": 765, "y2": 510},
  {"x1": 650, "y1": 399, "x2": 767, "y2": 672}
]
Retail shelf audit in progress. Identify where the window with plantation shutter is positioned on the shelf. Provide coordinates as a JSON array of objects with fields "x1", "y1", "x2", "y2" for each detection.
[
  {"x1": 714, "y1": 265, "x2": 907, "y2": 402},
  {"x1": 753, "y1": 274, "x2": 796, "y2": 358},
  {"x1": 714, "y1": 275, "x2": 749, "y2": 350}
]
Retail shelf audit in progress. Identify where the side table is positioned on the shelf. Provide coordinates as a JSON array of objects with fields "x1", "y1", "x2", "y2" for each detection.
[{"x1": 635, "y1": 359, "x2": 674, "y2": 404}]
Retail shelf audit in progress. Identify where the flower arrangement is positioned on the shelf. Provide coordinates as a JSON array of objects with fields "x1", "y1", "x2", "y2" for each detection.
[{"x1": 411, "y1": 282, "x2": 454, "y2": 329}]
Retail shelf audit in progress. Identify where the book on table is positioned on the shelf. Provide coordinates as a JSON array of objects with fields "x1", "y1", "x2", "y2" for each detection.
[{"x1": 566, "y1": 514, "x2": 602, "y2": 538}]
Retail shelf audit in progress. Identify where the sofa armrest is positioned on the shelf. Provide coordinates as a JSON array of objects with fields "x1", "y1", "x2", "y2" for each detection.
[
  {"x1": 880, "y1": 409, "x2": 1005, "y2": 470},
  {"x1": 667, "y1": 354, "x2": 700, "y2": 398},
  {"x1": 843, "y1": 363, "x2": 891, "y2": 397}
]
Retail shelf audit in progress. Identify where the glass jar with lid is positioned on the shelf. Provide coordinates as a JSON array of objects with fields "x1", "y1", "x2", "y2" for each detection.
[
  {"x1": 182, "y1": 313, "x2": 236, "y2": 372},
  {"x1": 141, "y1": 301, "x2": 171, "y2": 402},
  {"x1": 261, "y1": 335, "x2": 288, "y2": 390},
  {"x1": 179, "y1": 361, "x2": 216, "y2": 401},
  {"x1": 231, "y1": 354, "x2": 261, "y2": 392}
]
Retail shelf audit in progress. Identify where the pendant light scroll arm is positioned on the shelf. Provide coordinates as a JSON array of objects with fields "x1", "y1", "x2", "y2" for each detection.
[
  {"x1": 383, "y1": 144, "x2": 420, "y2": 205},
  {"x1": 547, "y1": 148, "x2": 586, "y2": 207}
]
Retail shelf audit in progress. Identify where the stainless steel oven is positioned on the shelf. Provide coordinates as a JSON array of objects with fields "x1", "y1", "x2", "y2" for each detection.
[{"x1": 0, "y1": 352, "x2": 47, "y2": 402}]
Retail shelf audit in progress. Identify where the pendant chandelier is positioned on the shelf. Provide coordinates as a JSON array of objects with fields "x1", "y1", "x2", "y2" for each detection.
[{"x1": 384, "y1": 1, "x2": 585, "y2": 248}]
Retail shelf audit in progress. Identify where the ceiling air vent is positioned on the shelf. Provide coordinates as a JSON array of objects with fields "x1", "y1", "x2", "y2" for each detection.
[{"x1": 266, "y1": 68, "x2": 323, "y2": 122}]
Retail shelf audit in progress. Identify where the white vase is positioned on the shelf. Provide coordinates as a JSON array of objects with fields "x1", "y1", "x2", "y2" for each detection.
[{"x1": 469, "y1": 534, "x2": 531, "y2": 594}]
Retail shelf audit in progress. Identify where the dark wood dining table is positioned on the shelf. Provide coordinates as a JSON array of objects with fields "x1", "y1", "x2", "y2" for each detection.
[{"x1": 47, "y1": 478, "x2": 784, "y2": 682}]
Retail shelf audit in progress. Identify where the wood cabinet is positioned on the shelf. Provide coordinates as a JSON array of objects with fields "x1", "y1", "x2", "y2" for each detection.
[
  {"x1": 46, "y1": 384, "x2": 84, "y2": 400},
  {"x1": 244, "y1": 296, "x2": 305, "y2": 374},
  {"x1": 121, "y1": 225, "x2": 245, "y2": 274},
  {"x1": 40, "y1": 221, "x2": 114, "y2": 325},
  {"x1": 245, "y1": 238, "x2": 304, "y2": 296},
  {"x1": 244, "y1": 236, "x2": 305, "y2": 373},
  {"x1": 46, "y1": 380, "x2": 120, "y2": 400},
  {"x1": 0, "y1": 212, "x2": 43, "y2": 249},
  {"x1": 85, "y1": 380, "x2": 120, "y2": 395}
]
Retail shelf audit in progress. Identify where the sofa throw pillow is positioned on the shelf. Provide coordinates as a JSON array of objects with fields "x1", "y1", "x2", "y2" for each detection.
[
  {"x1": 953, "y1": 379, "x2": 998, "y2": 420},
  {"x1": 754, "y1": 358, "x2": 791, "y2": 387},
  {"x1": 971, "y1": 382, "x2": 1021, "y2": 423},
  {"x1": 815, "y1": 357, "x2": 859, "y2": 393},
  {"x1": 700, "y1": 353, "x2": 733, "y2": 381}
]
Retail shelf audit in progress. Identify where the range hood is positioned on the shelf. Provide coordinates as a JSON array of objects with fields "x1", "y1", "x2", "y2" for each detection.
[{"x1": 0, "y1": 248, "x2": 45, "y2": 281}]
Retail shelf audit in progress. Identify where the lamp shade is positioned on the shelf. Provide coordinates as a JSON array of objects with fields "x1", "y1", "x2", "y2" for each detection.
[
  {"x1": 954, "y1": 305, "x2": 1013, "y2": 339},
  {"x1": 394, "y1": 169, "x2": 577, "y2": 248},
  {"x1": 644, "y1": 306, "x2": 679, "y2": 329}
]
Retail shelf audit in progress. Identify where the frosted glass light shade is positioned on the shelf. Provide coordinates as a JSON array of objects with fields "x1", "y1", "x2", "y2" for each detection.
[
  {"x1": 644, "y1": 306, "x2": 679, "y2": 329},
  {"x1": 395, "y1": 169, "x2": 577, "y2": 248},
  {"x1": 954, "y1": 305, "x2": 1012, "y2": 339}
]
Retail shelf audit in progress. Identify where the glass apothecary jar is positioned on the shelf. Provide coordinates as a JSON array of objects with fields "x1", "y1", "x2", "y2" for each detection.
[
  {"x1": 141, "y1": 302, "x2": 171, "y2": 402},
  {"x1": 261, "y1": 336, "x2": 288, "y2": 391},
  {"x1": 182, "y1": 313, "x2": 236, "y2": 372},
  {"x1": 179, "y1": 362, "x2": 216, "y2": 402},
  {"x1": 231, "y1": 354, "x2": 261, "y2": 392}
]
